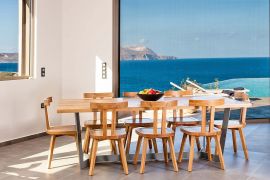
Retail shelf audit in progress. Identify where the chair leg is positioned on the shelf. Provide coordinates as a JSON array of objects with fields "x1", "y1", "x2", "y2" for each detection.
[
  {"x1": 172, "y1": 125, "x2": 176, "y2": 143},
  {"x1": 118, "y1": 138, "x2": 129, "y2": 175},
  {"x1": 215, "y1": 134, "x2": 220, "y2": 155},
  {"x1": 89, "y1": 139, "x2": 98, "y2": 176},
  {"x1": 148, "y1": 140, "x2": 153, "y2": 149},
  {"x1": 152, "y1": 138, "x2": 158, "y2": 153},
  {"x1": 140, "y1": 138, "x2": 148, "y2": 174},
  {"x1": 178, "y1": 133, "x2": 187, "y2": 162},
  {"x1": 48, "y1": 135, "x2": 56, "y2": 169},
  {"x1": 214, "y1": 135, "x2": 225, "y2": 170},
  {"x1": 232, "y1": 129, "x2": 237, "y2": 153},
  {"x1": 125, "y1": 127, "x2": 133, "y2": 155},
  {"x1": 168, "y1": 136, "x2": 178, "y2": 172},
  {"x1": 111, "y1": 140, "x2": 117, "y2": 155},
  {"x1": 206, "y1": 137, "x2": 212, "y2": 161},
  {"x1": 188, "y1": 135, "x2": 192, "y2": 145},
  {"x1": 124, "y1": 126, "x2": 130, "y2": 147},
  {"x1": 188, "y1": 136, "x2": 195, "y2": 172},
  {"x1": 162, "y1": 138, "x2": 168, "y2": 164},
  {"x1": 83, "y1": 128, "x2": 90, "y2": 153},
  {"x1": 238, "y1": 128, "x2": 249, "y2": 160},
  {"x1": 195, "y1": 137, "x2": 201, "y2": 151},
  {"x1": 133, "y1": 136, "x2": 143, "y2": 165}
]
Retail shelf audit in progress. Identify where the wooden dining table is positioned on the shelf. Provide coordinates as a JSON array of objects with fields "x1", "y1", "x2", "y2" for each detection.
[{"x1": 57, "y1": 95, "x2": 252, "y2": 169}]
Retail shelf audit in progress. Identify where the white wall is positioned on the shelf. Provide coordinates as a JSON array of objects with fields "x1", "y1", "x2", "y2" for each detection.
[
  {"x1": 0, "y1": 0, "x2": 114, "y2": 143},
  {"x1": 61, "y1": 0, "x2": 113, "y2": 99},
  {"x1": 0, "y1": 0, "x2": 63, "y2": 143}
]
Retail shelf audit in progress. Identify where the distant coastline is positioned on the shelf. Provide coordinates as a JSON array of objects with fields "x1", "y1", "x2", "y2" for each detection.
[
  {"x1": 0, "y1": 53, "x2": 18, "y2": 63},
  {"x1": 120, "y1": 46, "x2": 177, "y2": 60}
]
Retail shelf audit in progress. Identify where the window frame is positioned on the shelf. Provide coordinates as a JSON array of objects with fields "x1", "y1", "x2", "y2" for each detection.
[{"x1": 0, "y1": 0, "x2": 34, "y2": 81}]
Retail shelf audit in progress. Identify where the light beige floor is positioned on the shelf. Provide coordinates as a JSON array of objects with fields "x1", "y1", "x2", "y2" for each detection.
[{"x1": 0, "y1": 123, "x2": 269, "y2": 180}]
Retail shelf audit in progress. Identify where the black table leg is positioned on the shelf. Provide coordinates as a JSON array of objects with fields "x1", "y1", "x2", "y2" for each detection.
[
  {"x1": 75, "y1": 112, "x2": 87, "y2": 169},
  {"x1": 220, "y1": 108, "x2": 231, "y2": 153}
]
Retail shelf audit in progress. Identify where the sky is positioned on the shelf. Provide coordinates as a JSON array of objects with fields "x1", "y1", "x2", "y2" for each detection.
[
  {"x1": 0, "y1": 0, "x2": 18, "y2": 53},
  {"x1": 121, "y1": 0, "x2": 270, "y2": 58}
]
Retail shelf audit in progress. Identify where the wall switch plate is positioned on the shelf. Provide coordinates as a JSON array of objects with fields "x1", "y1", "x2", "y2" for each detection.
[
  {"x1": 41, "y1": 103, "x2": 44, "y2": 108},
  {"x1": 41, "y1": 67, "x2": 45, "y2": 77},
  {"x1": 102, "y1": 62, "x2": 107, "y2": 79}
]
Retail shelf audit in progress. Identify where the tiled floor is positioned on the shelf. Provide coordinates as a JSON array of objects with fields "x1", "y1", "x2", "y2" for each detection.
[{"x1": 0, "y1": 123, "x2": 269, "y2": 180}]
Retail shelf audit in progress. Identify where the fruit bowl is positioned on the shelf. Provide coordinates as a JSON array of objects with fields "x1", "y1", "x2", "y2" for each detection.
[
  {"x1": 137, "y1": 93, "x2": 164, "y2": 101},
  {"x1": 137, "y1": 88, "x2": 164, "y2": 101}
]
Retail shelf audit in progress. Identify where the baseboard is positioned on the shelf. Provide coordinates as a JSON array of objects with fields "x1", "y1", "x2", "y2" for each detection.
[{"x1": 0, "y1": 132, "x2": 47, "y2": 147}]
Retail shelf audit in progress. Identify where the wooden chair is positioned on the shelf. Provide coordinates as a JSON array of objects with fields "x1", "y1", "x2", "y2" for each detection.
[
  {"x1": 133, "y1": 100, "x2": 179, "y2": 174},
  {"x1": 88, "y1": 100, "x2": 129, "y2": 176},
  {"x1": 44, "y1": 97, "x2": 78, "y2": 169},
  {"x1": 165, "y1": 90, "x2": 201, "y2": 150},
  {"x1": 83, "y1": 92, "x2": 114, "y2": 154},
  {"x1": 123, "y1": 92, "x2": 158, "y2": 155},
  {"x1": 178, "y1": 97, "x2": 225, "y2": 172},
  {"x1": 214, "y1": 92, "x2": 249, "y2": 160}
]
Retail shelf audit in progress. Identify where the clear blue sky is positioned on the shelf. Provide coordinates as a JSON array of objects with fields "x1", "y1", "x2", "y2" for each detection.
[
  {"x1": 0, "y1": 0, "x2": 18, "y2": 53},
  {"x1": 121, "y1": 0, "x2": 270, "y2": 58}
]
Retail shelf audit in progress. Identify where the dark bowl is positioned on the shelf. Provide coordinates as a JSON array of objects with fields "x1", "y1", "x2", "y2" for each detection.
[{"x1": 137, "y1": 93, "x2": 164, "y2": 101}]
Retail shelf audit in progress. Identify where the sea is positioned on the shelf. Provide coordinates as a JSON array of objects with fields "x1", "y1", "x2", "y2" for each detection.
[
  {"x1": 120, "y1": 57, "x2": 270, "y2": 97},
  {"x1": 1, "y1": 57, "x2": 269, "y2": 97}
]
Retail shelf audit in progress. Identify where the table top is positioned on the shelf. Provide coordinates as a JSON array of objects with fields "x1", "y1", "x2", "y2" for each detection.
[{"x1": 57, "y1": 95, "x2": 252, "y2": 113}]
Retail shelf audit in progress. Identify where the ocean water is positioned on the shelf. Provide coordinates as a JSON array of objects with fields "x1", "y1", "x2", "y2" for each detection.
[
  {"x1": 120, "y1": 57, "x2": 270, "y2": 97},
  {"x1": 0, "y1": 63, "x2": 18, "y2": 72}
]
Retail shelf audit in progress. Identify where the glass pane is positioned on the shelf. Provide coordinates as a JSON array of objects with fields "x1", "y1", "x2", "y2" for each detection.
[
  {"x1": 120, "y1": 0, "x2": 270, "y2": 120},
  {"x1": 120, "y1": 0, "x2": 270, "y2": 98},
  {"x1": 0, "y1": 0, "x2": 19, "y2": 73}
]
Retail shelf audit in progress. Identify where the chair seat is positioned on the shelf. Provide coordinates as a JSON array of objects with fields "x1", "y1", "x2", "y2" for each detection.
[
  {"x1": 135, "y1": 127, "x2": 175, "y2": 138},
  {"x1": 125, "y1": 118, "x2": 153, "y2": 127},
  {"x1": 47, "y1": 125, "x2": 77, "y2": 135},
  {"x1": 180, "y1": 126, "x2": 221, "y2": 136},
  {"x1": 167, "y1": 116, "x2": 200, "y2": 126},
  {"x1": 90, "y1": 128, "x2": 126, "y2": 140},
  {"x1": 214, "y1": 120, "x2": 244, "y2": 129}
]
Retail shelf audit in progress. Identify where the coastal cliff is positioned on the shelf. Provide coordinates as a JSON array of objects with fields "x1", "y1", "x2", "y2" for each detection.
[
  {"x1": 120, "y1": 46, "x2": 177, "y2": 60},
  {"x1": 0, "y1": 53, "x2": 18, "y2": 62}
]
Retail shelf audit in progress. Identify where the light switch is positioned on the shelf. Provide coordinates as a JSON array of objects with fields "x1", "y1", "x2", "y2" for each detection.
[
  {"x1": 102, "y1": 63, "x2": 107, "y2": 79},
  {"x1": 41, "y1": 67, "x2": 45, "y2": 77}
]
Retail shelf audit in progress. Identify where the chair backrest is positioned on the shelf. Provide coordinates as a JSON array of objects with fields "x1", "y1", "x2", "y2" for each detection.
[
  {"x1": 189, "y1": 98, "x2": 224, "y2": 133},
  {"x1": 44, "y1": 97, "x2": 53, "y2": 131},
  {"x1": 122, "y1": 92, "x2": 137, "y2": 98},
  {"x1": 164, "y1": 90, "x2": 193, "y2": 97},
  {"x1": 234, "y1": 92, "x2": 249, "y2": 125},
  {"x1": 140, "y1": 100, "x2": 178, "y2": 134},
  {"x1": 83, "y1": 92, "x2": 114, "y2": 120},
  {"x1": 83, "y1": 92, "x2": 114, "y2": 99},
  {"x1": 90, "y1": 100, "x2": 128, "y2": 137}
]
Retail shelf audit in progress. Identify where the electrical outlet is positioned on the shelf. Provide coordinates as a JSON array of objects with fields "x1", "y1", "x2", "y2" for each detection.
[
  {"x1": 41, "y1": 67, "x2": 45, "y2": 77},
  {"x1": 41, "y1": 103, "x2": 44, "y2": 108}
]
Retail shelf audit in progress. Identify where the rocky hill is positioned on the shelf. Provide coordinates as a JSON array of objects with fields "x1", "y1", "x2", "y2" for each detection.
[
  {"x1": 0, "y1": 53, "x2": 18, "y2": 62},
  {"x1": 120, "y1": 46, "x2": 177, "y2": 60}
]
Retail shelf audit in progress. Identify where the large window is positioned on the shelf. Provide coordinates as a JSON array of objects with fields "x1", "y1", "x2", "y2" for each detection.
[
  {"x1": 0, "y1": 0, "x2": 34, "y2": 80},
  {"x1": 119, "y1": 0, "x2": 270, "y2": 99}
]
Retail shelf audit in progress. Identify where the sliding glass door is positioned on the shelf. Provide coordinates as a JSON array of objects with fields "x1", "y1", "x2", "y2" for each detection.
[{"x1": 119, "y1": 0, "x2": 270, "y2": 98}]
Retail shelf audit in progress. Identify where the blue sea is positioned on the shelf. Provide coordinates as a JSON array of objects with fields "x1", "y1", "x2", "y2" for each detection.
[
  {"x1": 120, "y1": 57, "x2": 270, "y2": 97},
  {"x1": 1, "y1": 58, "x2": 269, "y2": 97},
  {"x1": 0, "y1": 62, "x2": 18, "y2": 72}
]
